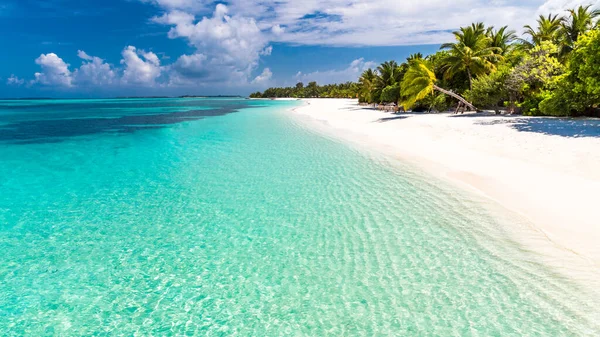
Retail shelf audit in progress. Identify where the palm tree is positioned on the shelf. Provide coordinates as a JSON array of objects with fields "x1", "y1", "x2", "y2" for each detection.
[
  {"x1": 371, "y1": 60, "x2": 406, "y2": 103},
  {"x1": 376, "y1": 60, "x2": 404, "y2": 87},
  {"x1": 559, "y1": 5, "x2": 600, "y2": 56},
  {"x1": 401, "y1": 59, "x2": 475, "y2": 110},
  {"x1": 522, "y1": 14, "x2": 563, "y2": 47},
  {"x1": 487, "y1": 26, "x2": 517, "y2": 55},
  {"x1": 358, "y1": 68, "x2": 377, "y2": 103},
  {"x1": 441, "y1": 23, "x2": 487, "y2": 50},
  {"x1": 440, "y1": 24, "x2": 502, "y2": 89},
  {"x1": 407, "y1": 53, "x2": 424, "y2": 62}
]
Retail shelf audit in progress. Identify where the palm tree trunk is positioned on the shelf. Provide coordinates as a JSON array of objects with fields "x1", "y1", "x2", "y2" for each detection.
[
  {"x1": 433, "y1": 84, "x2": 477, "y2": 111},
  {"x1": 466, "y1": 68, "x2": 473, "y2": 90}
]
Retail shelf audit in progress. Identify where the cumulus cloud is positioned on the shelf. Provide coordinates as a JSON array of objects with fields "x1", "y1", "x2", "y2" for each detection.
[
  {"x1": 74, "y1": 50, "x2": 116, "y2": 86},
  {"x1": 33, "y1": 53, "x2": 73, "y2": 87},
  {"x1": 144, "y1": 0, "x2": 596, "y2": 47},
  {"x1": 295, "y1": 58, "x2": 376, "y2": 85},
  {"x1": 271, "y1": 25, "x2": 285, "y2": 36},
  {"x1": 120, "y1": 46, "x2": 162, "y2": 86},
  {"x1": 537, "y1": 0, "x2": 595, "y2": 15},
  {"x1": 152, "y1": 4, "x2": 269, "y2": 85},
  {"x1": 6, "y1": 75, "x2": 25, "y2": 86},
  {"x1": 77, "y1": 50, "x2": 94, "y2": 61},
  {"x1": 20, "y1": 48, "x2": 158, "y2": 90},
  {"x1": 252, "y1": 68, "x2": 273, "y2": 84}
]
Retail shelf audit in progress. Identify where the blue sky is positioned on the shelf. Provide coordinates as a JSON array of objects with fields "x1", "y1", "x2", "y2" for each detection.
[{"x1": 0, "y1": 0, "x2": 589, "y2": 97}]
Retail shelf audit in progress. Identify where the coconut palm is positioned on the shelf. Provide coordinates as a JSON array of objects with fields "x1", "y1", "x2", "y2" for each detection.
[
  {"x1": 358, "y1": 68, "x2": 377, "y2": 103},
  {"x1": 376, "y1": 60, "x2": 404, "y2": 88},
  {"x1": 441, "y1": 23, "x2": 487, "y2": 50},
  {"x1": 401, "y1": 59, "x2": 475, "y2": 110},
  {"x1": 407, "y1": 53, "x2": 424, "y2": 62},
  {"x1": 559, "y1": 5, "x2": 600, "y2": 57},
  {"x1": 487, "y1": 26, "x2": 517, "y2": 55},
  {"x1": 371, "y1": 60, "x2": 406, "y2": 103},
  {"x1": 440, "y1": 24, "x2": 502, "y2": 90},
  {"x1": 522, "y1": 14, "x2": 563, "y2": 47}
]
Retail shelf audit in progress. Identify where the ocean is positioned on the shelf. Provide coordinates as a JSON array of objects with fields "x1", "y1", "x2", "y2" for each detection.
[{"x1": 0, "y1": 98, "x2": 598, "y2": 336}]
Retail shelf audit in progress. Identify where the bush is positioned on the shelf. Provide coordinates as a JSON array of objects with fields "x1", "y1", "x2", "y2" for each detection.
[
  {"x1": 506, "y1": 42, "x2": 565, "y2": 115},
  {"x1": 465, "y1": 66, "x2": 510, "y2": 112},
  {"x1": 538, "y1": 29, "x2": 600, "y2": 116},
  {"x1": 380, "y1": 85, "x2": 400, "y2": 103},
  {"x1": 539, "y1": 90, "x2": 571, "y2": 116}
]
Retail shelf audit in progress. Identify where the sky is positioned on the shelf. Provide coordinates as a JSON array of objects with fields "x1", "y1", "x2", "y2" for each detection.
[{"x1": 0, "y1": 0, "x2": 595, "y2": 98}]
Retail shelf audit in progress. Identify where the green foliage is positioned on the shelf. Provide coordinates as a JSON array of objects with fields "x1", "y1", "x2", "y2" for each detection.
[
  {"x1": 538, "y1": 85, "x2": 571, "y2": 116},
  {"x1": 250, "y1": 82, "x2": 359, "y2": 99},
  {"x1": 430, "y1": 93, "x2": 452, "y2": 111},
  {"x1": 358, "y1": 68, "x2": 377, "y2": 103},
  {"x1": 505, "y1": 41, "x2": 565, "y2": 114},
  {"x1": 380, "y1": 85, "x2": 400, "y2": 103},
  {"x1": 569, "y1": 28, "x2": 600, "y2": 101},
  {"x1": 400, "y1": 60, "x2": 436, "y2": 109},
  {"x1": 540, "y1": 28, "x2": 600, "y2": 116},
  {"x1": 440, "y1": 22, "x2": 504, "y2": 89},
  {"x1": 465, "y1": 65, "x2": 510, "y2": 110},
  {"x1": 487, "y1": 26, "x2": 517, "y2": 55},
  {"x1": 372, "y1": 60, "x2": 406, "y2": 102},
  {"x1": 305, "y1": 81, "x2": 319, "y2": 98},
  {"x1": 522, "y1": 14, "x2": 563, "y2": 48},
  {"x1": 558, "y1": 5, "x2": 600, "y2": 58}
]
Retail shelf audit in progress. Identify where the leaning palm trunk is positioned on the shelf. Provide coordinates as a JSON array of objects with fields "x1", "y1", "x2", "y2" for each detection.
[
  {"x1": 432, "y1": 84, "x2": 476, "y2": 110},
  {"x1": 401, "y1": 60, "x2": 477, "y2": 111}
]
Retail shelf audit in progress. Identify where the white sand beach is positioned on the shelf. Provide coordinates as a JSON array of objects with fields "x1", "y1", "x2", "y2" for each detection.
[{"x1": 291, "y1": 98, "x2": 600, "y2": 274}]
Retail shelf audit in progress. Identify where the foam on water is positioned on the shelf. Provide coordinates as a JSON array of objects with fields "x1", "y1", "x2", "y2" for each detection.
[{"x1": 0, "y1": 99, "x2": 598, "y2": 336}]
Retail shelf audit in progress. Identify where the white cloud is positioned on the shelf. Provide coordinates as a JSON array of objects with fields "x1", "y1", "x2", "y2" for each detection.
[
  {"x1": 271, "y1": 25, "x2": 285, "y2": 35},
  {"x1": 295, "y1": 58, "x2": 376, "y2": 85},
  {"x1": 120, "y1": 46, "x2": 162, "y2": 86},
  {"x1": 172, "y1": 53, "x2": 208, "y2": 76},
  {"x1": 33, "y1": 53, "x2": 73, "y2": 87},
  {"x1": 537, "y1": 0, "x2": 595, "y2": 15},
  {"x1": 153, "y1": 4, "x2": 270, "y2": 84},
  {"x1": 23, "y1": 48, "x2": 160, "y2": 90},
  {"x1": 6, "y1": 75, "x2": 25, "y2": 86},
  {"x1": 144, "y1": 0, "x2": 597, "y2": 47},
  {"x1": 141, "y1": 0, "x2": 206, "y2": 12},
  {"x1": 77, "y1": 50, "x2": 94, "y2": 61},
  {"x1": 74, "y1": 50, "x2": 116, "y2": 86},
  {"x1": 260, "y1": 46, "x2": 273, "y2": 56},
  {"x1": 252, "y1": 68, "x2": 273, "y2": 84}
]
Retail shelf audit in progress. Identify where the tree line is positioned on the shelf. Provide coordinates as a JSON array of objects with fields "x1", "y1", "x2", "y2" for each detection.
[
  {"x1": 250, "y1": 5, "x2": 600, "y2": 117},
  {"x1": 249, "y1": 81, "x2": 359, "y2": 99}
]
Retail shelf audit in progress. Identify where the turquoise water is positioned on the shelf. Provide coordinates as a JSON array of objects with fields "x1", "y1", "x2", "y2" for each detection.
[{"x1": 0, "y1": 98, "x2": 598, "y2": 336}]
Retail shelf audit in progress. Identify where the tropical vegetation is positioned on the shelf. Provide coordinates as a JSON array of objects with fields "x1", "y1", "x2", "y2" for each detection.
[
  {"x1": 250, "y1": 5, "x2": 600, "y2": 117},
  {"x1": 249, "y1": 81, "x2": 359, "y2": 99}
]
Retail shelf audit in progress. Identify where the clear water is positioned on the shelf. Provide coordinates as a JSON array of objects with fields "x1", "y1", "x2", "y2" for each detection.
[{"x1": 0, "y1": 98, "x2": 598, "y2": 336}]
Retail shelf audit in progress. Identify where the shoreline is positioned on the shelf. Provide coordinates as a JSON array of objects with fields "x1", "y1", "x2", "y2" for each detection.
[{"x1": 288, "y1": 98, "x2": 600, "y2": 283}]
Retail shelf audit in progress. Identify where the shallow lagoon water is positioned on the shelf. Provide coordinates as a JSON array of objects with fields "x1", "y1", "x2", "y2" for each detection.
[{"x1": 0, "y1": 98, "x2": 599, "y2": 336}]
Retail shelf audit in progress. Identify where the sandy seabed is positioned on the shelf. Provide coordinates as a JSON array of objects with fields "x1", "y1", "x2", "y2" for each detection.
[{"x1": 290, "y1": 98, "x2": 600, "y2": 284}]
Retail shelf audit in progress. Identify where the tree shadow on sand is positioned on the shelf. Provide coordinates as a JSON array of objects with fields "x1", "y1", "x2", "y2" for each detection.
[
  {"x1": 375, "y1": 115, "x2": 410, "y2": 123},
  {"x1": 469, "y1": 116, "x2": 600, "y2": 138}
]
